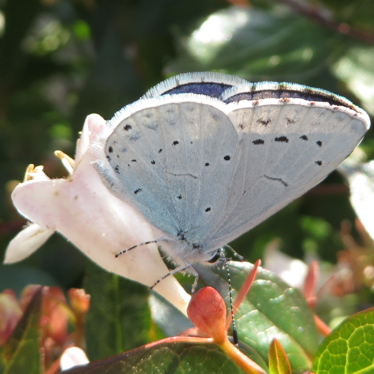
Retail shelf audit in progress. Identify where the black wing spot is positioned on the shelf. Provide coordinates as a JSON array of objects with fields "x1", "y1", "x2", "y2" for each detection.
[
  {"x1": 224, "y1": 155, "x2": 231, "y2": 161},
  {"x1": 205, "y1": 207, "x2": 211, "y2": 212},
  {"x1": 173, "y1": 140, "x2": 179, "y2": 146},
  {"x1": 275, "y1": 136, "x2": 289, "y2": 143},
  {"x1": 108, "y1": 146, "x2": 113, "y2": 153},
  {"x1": 131, "y1": 159, "x2": 137, "y2": 162},
  {"x1": 124, "y1": 124, "x2": 132, "y2": 131},
  {"x1": 106, "y1": 155, "x2": 111, "y2": 161},
  {"x1": 115, "y1": 165, "x2": 120, "y2": 174},
  {"x1": 286, "y1": 118, "x2": 296, "y2": 124},
  {"x1": 177, "y1": 195, "x2": 182, "y2": 199},
  {"x1": 316, "y1": 141, "x2": 322, "y2": 147},
  {"x1": 315, "y1": 160, "x2": 322, "y2": 166},
  {"x1": 134, "y1": 188, "x2": 142, "y2": 194},
  {"x1": 300, "y1": 135, "x2": 308, "y2": 141},
  {"x1": 158, "y1": 148, "x2": 163, "y2": 153},
  {"x1": 205, "y1": 162, "x2": 210, "y2": 166},
  {"x1": 253, "y1": 139, "x2": 264, "y2": 145},
  {"x1": 151, "y1": 160, "x2": 156, "y2": 164},
  {"x1": 257, "y1": 118, "x2": 271, "y2": 126}
]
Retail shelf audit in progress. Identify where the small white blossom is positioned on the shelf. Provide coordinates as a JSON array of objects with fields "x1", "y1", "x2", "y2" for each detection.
[
  {"x1": 339, "y1": 156, "x2": 374, "y2": 241},
  {"x1": 60, "y1": 347, "x2": 89, "y2": 371},
  {"x1": 5, "y1": 114, "x2": 190, "y2": 314}
]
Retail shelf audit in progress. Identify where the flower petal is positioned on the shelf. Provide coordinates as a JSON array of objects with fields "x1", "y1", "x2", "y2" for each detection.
[
  {"x1": 339, "y1": 159, "x2": 374, "y2": 240},
  {"x1": 9, "y1": 114, "x2": 191, "y2": 314},
  {"x1": 4, "y1": 223, "x2": 54, "y2": 264},
  {"x1": 60, "y1": 347, "x2": 89, "y2": 371}
]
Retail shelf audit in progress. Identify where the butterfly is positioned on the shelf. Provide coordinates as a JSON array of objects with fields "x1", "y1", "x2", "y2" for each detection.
[{"x1": 94, "y1": 72, "x2": 370, "y2": 275}]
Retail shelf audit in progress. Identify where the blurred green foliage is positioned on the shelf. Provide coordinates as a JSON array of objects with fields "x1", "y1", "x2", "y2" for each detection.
[{"x1": 0, "y1": 0, "x2": 373, "y2": 308}]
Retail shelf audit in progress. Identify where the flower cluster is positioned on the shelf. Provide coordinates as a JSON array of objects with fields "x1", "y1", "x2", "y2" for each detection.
[{"x1": 0, "y1": 285, "x2": 90, "y2": 370}]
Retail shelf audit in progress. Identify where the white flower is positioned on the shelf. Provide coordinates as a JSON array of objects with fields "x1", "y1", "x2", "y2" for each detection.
[
  {"x1": 339, "y1": 155, "x2": 374, "y2": 241},
  {"x1": 60, "y1": 347, "x2": 89, "y2": 371},
  {"x1": 263, "y1": 239, "x2": 333, "y2": 291},
  {"x1": 4, "y1": 114, "x2": 190, "y2": 315},
  {"x1": 263, "y1": 240, "x2": 309, "y2": 290}
]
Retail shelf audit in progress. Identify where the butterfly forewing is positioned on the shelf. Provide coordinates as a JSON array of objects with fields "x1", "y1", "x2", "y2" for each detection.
[{"x1": 206, "y1": 100, "x2": 369, "y2": 249}]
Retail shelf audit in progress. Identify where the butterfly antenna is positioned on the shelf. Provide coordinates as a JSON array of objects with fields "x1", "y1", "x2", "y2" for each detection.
[
  {"x1": 149, "y1": 263, "x2": 193, "y2": 289},
  {"x1": 115, "y1": 240, "x2": 159, "y2": 257},
  {"x1": 221, "y1": 249, "x2": 239, "y2": 345}
]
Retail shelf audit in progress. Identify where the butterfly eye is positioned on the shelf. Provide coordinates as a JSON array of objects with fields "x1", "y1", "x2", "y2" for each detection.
[{"x1": 208, "y1": 250, "x2": 221, "y2": 264}]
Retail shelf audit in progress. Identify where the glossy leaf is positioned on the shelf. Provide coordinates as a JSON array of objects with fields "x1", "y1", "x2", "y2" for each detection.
[
  {"x1": 312, "y1": 307, "x2": 374, "y2": 374},
  {"x1": 269, "y1": 339, "x2": 292, "y2": 374},
  {"x1": 63, "y1": 340, "x2": 249, "y2": 374},
  {"x1": 84, "y1": 261, "x2": 157, "y2": 361},
  {"x1": 196, "y1": 261, "x2": 319, "y2": 373}
]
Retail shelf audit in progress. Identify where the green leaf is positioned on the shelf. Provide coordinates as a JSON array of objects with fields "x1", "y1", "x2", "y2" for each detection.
[
  {"x1": 168, "y1": 6, "x2": 336, "y2": 85},
  {"x1": 334, "y1": 45, "x2": 374, "y2": 116},
  {"x1": 312, "y1": 307, "x2": 374, "y2": 374},
  {"x1": 84, "y1": 261, "x2": 158, "y2": 361},
  {"x1": 269, "y1": 339, "x2": 292, "y2": 374},
  {"x1": 0, "y1": 286, "x2": 42, "y2": 374},
  {"x1": 318, "y1": 0, "x2": 374, "y2": 30},
  {"x1": 62, "y1": 340, "x2": 249, "y2": 374},
  {"x1": 196, "y1": 261, "x2": 319, "y2": 373}
]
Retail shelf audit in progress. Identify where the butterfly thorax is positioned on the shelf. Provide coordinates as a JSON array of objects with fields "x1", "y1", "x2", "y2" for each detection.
[{"x1": 161, "y1": 228, "x2": 218, "y2": 265}]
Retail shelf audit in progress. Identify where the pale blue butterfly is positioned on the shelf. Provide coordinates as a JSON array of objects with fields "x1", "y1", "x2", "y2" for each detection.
[{"x1": 94, "y1": 72, "x2": 370, "y2": 278}]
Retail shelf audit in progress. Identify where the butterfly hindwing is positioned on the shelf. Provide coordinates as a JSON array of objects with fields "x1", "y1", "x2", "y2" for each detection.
[{"x1": 104, "y1": 95, "x2": 240, "y2": 241}]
